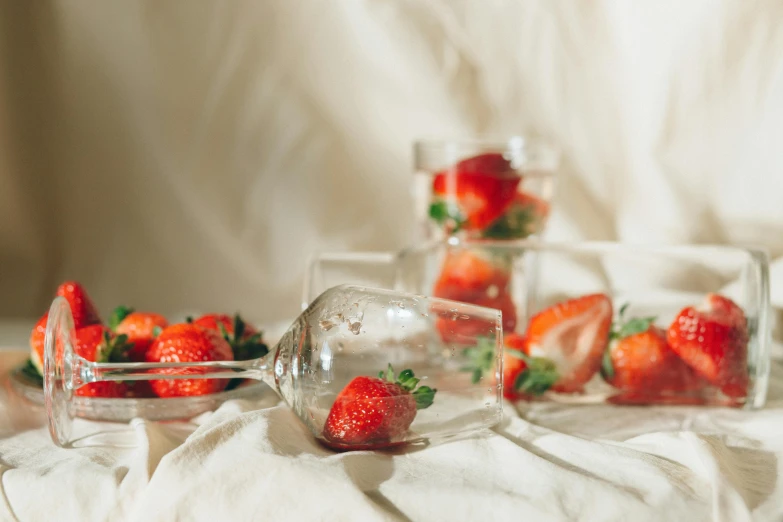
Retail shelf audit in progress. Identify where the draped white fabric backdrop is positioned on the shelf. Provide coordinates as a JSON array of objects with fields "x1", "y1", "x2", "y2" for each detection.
[{"x1": 1, "y1": 1, "x2": 783, "y2": 521}]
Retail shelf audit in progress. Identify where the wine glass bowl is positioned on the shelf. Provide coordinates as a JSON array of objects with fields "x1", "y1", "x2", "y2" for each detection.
[{"x1": 43, "y1": 285, "x2": 504, "y2": 449}]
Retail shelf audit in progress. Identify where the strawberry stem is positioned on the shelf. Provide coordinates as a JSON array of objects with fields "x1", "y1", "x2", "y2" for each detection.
[
  {"x1": 378, "y1": 364, "x2": 437, "y2": 410},
  {"x1": 600, "y1": 349, "x2": 615, "y2": 380},
  {"x1": 461, "y1": 337, "x2": 497, "y2": 384},
  {"x1": 98, "y1": 331, "x2": 134, "y2": 363},
  {"x1": 609, "y1": 303, "x2": 656, "y2": 341},
  {"x1": 482, "y1": 204, "x2": 536, "y2": 240},
  {"x1": 218, "y1": 314, "x2": 269, "y2": 361},
  {"x1": 429, "y1": 200, "x2": 466, "y2": 233},
  {"x1": 109, "y1": 305, "x2": 134, "y2": 331},
  {"x1": 506, "y1": 350, "x2": 558, "y2": 396},
  {"x1": 514, "y1": 357, "x2": 558, "y2": 396}
]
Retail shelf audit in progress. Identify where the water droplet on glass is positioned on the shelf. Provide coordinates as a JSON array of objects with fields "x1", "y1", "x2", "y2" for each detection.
[{"x1": 319, "y1": 320, "x2": 335, "y2": 331}]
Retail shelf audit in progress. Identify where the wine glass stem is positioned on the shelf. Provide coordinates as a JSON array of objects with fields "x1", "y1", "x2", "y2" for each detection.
[{"x1": 80, "y1": 359, "x2": 272, "y2": 386}]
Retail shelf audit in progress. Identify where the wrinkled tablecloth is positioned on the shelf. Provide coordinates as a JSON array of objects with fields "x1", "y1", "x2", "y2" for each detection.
[{"x1": 1, "y1": 330, "x2": 782, "y2": 522}]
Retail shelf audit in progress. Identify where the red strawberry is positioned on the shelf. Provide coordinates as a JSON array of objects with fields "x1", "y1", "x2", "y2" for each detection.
[
  {"x1": 523, "y1": 294, "x2": 613, "y2": 393},
  {"x1": 110, "y1": 306, "x2": 169, "y2": 362},
  {"x1": 430, "y1": 153, "x2": 521, "y2": 231},
  {"x1": 190, "y1": 313, "x2": 269, "y2": 361},
  {"x1": 72, "y1": 325, "x2": 132, "y2": 397},
  {"x1": 482, "y1": 190, "x2": 551, "y2": 240},
  {"x1": 666, "y1": 294, "x2": 749, "y2": 398},
  {"x1": 432, "y1": 249, "x2": 511, "y2": 302},
  {"x1": 56, "y1": 281, "x2": 102, "y2": 329},
  {"x1": 29, "y1": 313, "x2": 49, "y2": 375},
  {"x1": 436, "y1": 293, "x2": 517, "y2": 345},
  {"x1": 601, "y1": 308, "x2": 702, "y2": 395},
  {"x1": 322, "y1": 365, "x2": 436, "y2": 450},
  {"x1": 145, "y1": 323, "x2": 234, "y2": 397},
  {"x1": 464, "y1": 334, "x2": 558, "y2": 401}
]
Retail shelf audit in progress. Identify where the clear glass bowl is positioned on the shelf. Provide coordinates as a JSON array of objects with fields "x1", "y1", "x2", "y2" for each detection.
[
  {"x1": 412, "y1": 138, "x2": 559, "y2": 242},
  {"x1": 8, "y1": 364, "x2": 267, "y2": 422},
  {"x1": 305, "y1": 240, "x2": 771, "y2": 409}
]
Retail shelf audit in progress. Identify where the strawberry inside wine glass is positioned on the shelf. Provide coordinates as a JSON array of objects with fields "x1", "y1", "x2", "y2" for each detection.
[{"x1": 43, "y1": 285, "x2": 503, "y2": 449}]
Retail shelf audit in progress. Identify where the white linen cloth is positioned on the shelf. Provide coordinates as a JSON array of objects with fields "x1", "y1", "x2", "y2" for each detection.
[
  {"x1": 2, "y1": 1, "x2": 783, "y2": 521},
  {"x1": 1, "y1": 345, "x2": 782, "y2": 522}
]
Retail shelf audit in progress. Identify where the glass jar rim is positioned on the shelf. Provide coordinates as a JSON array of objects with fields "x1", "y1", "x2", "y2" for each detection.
[{"x1": 413, "y1": 136, "x2": 560, "y2": 171}]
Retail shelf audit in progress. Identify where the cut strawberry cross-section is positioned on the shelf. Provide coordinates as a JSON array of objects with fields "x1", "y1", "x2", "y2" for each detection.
[{"x1": 523, "y1": 294, "x2": 613, "y2": 393}]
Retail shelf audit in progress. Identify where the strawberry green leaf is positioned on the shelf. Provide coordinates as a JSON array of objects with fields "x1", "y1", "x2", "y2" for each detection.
[
  {"x1": 514, "y1": 356, "x2": 558, "y2": 395},
  {"x1": 218, "y1": 314, "x2": 269, "y2": 361},
  {"x1": 482, "y1": 204, "x2": 535, "y2": 240},
  {"x1": 429, "y1": 200, "x2": 466, "y2": 233},
  {"x1": 21, "y1": 358, "x2": 43, "y2": 384},
  {"x1": 610, "y1": 302, "x2": 657, "y2": 340},
  {"x1": 462, "y1": 336, "x2": 498, "y2": 383},
  {"x1": 233, "y1": 314, "x2": 245, "y2": 341},
  {"x1": 379, "y1": 365, "x2": 438, "y2": 407},
  {"x1": 396, "y1": 369, "x2": 420, "y2": 391},
  {"x1": 109, "y1": 306, "x2": 134, "y2": 331},
  {"x1": 151, "y1": 326, "x2": 163, "y2": 338},
  {"x1": 618, "y1": 317, "x2": 656, "y2": 338},
  {"x1": 412, "y1": 386, "x2": 437, "y2": 410},
  {"x1": 600, "y1": 348, "x2": 615, "y2": 380},
  {"x1": 99, "y1": 332, "x2": 133, "y2": 364}
]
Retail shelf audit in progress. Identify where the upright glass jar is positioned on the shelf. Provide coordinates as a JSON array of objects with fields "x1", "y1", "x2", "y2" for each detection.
[{"x1": 412, "y1": 137, "x2": 560, "y2": 242}]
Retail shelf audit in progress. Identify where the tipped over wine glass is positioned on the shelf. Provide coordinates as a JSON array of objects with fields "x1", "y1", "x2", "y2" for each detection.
[{"x1": 44, "y1": 285, "x2": 504, "y2": 449}]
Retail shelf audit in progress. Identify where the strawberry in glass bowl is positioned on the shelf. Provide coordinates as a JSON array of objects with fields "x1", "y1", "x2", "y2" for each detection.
[{"x1": 306, "y1": 240, "x2": 772, "y2": 409}]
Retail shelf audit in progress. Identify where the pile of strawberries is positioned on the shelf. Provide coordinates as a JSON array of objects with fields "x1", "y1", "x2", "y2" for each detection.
[
  {"x1": 28, "y1": 281, "x2": 267, "y2": 398},
  {"x1": 427, "y1": 152, "x2": 550, "y2": 240},
  {"x1": 434, "y1": 249, "x2": 750, "y2": 405}
]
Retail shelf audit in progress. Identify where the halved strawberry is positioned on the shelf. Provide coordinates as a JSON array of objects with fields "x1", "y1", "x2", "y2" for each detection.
[
  {"x1": 29, "y1": 281, "x2": 102, "y2": 375},
  {"x1": 322, "y1": 365, "x2": 436, "y2": 450},
  {"x1": 429, "y1": 153, "x2": 521, "y2": 231},
  {"x1": 523, "y1": 294, "x2": 613, "y2": 393},
  {"x1": 666, "y1": 294, "x2": 749, "y2": 398},
  {"x1": 601, "y1": 306, "x2": 702, "y2": 395},
  {"x1": 29, "y1": 313, "x2": 49, "y2": 375},
  {"x1": 482, "y1": 190, "x2": 551, "y2": 240}
]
